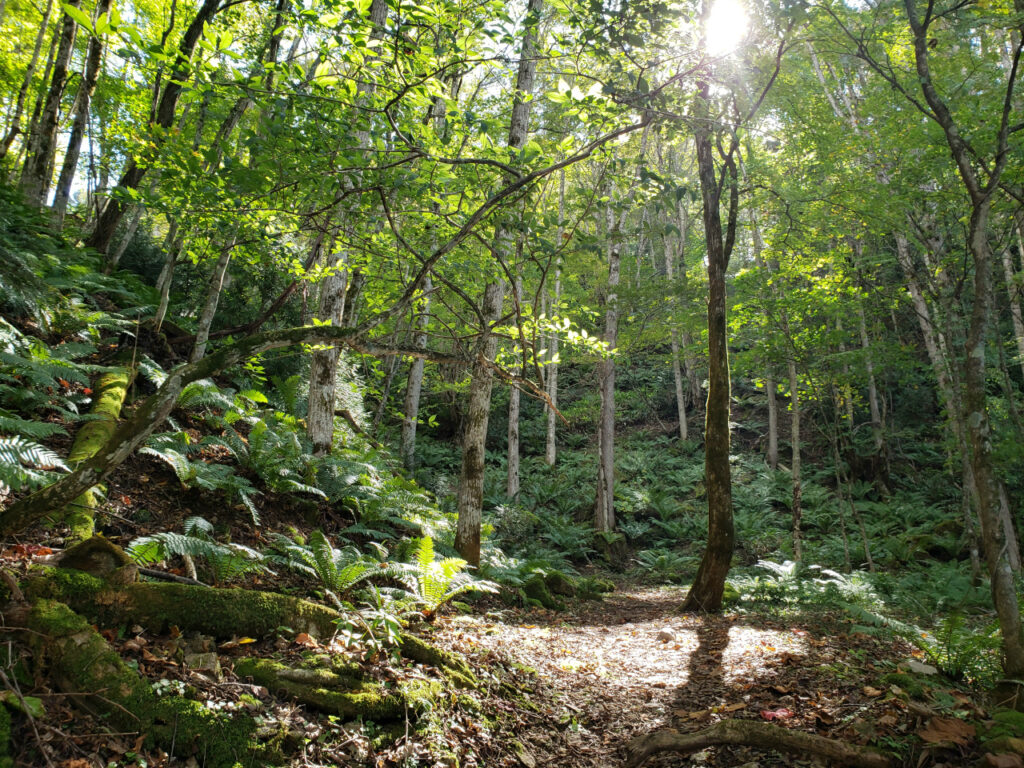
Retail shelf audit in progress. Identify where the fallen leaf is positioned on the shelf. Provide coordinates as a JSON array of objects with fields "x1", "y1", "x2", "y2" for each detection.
[
  {"x1": 917, "y1": 717, "x2": 975, "y2": 746},
  {"x1": 761, "y1": 707, "x2": 794, "y2": 721},
  {"x1": 294, "y1": 632, "x2": 317, "y2": 647},
  {"x1": 770, "y1": 685, "x2": 791, "y2": 695},
  {"x1": 985, "y1": 754, "x2": 1024, "y2": 768},
  {"x1": 722, "y1": 702, "x2": 747, "y2": 712},
  {"x1": 863, "y1": 686, "x2": 883, "y2": 697}
]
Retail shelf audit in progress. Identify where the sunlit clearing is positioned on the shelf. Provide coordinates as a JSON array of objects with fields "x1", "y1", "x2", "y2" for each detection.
[
  {"x1": 706, "y1": 0, "x2": 749, "y2": 57},
  {"x1": 722, "y1": 626, "x2": 808, "y2": 683}
]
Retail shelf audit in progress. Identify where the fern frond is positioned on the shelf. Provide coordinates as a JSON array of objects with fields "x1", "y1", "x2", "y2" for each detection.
[{"x1": 0, "y1": 435, "x2": 68, "y2": 492}]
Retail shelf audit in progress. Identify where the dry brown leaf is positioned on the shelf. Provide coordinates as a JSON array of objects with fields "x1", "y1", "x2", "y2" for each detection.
[
  {"x1": 985, "y1": 754, "x2": 1024, "y2": 768},
  {"x1": 294, "y1": 632, "x2": 317, "y2": 647},
  {"x1": 863, "y1": 686, "x2": 883, "y2": 697},
  {"x1": 917, "y1": 717, "x2": 975, "y2": 746},
  {"x1": 722, "y1": 702, "x2": 746, "y2": 712}
]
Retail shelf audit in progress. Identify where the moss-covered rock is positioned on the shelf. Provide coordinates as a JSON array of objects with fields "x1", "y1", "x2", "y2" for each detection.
[
  {"x1": 545, "y1": 571, "x2": 577, "y2": 597},
  {"x1": 235, "y1": 657, "x2": 440, "y2": 721},
  {"x1": 25, "y1": 599, "x2": 257, "y2": 768},
  {"x1": 401, "y1": 634, "x2": 477, "y2": 689},
  {"x1": 880, "y1": 672, "x2": 926, "y2": 699},
  {"x1": 522, "y1": 573, "x2": 565, "y2": 611}
]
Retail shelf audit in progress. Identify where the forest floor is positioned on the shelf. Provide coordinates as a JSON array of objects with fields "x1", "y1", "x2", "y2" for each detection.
[{"x1": 423, "y1": 584, "x2": 980, "y2": 768}]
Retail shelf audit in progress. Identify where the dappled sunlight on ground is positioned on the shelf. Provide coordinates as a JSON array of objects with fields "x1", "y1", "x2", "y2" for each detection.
[{"x1": 722, "y1": 625, "x2": 809, "y2": 684}]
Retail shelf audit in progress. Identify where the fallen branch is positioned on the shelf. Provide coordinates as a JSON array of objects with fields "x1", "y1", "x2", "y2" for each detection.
[{"x1": 623, "y1": 720, "x2": 892, "y2": 768}]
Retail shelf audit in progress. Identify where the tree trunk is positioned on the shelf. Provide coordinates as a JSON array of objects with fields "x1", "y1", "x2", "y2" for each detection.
[
  {"x1": 84, "y1": 0, "x2": 222, "y2": 253},
  {"x1": 107, "y1": 203, "x2": 145, "y2": 271},
  {"x1": 455, "y1": 280, "x2": 505, "y2": 566},
  {"x1": 190, "y1": 237, "x2": 237, "y2": 363},
  {"x1": 19, "y1": 0, "x2": 80, "y2": 205},
  {"x1": 401, "y1": 275, "x2": 431, "y2": 471},
  {"x1": 1002, "y1": 226, "x2": 1024, "y2": 381},
  {"x1": 507, "y1": 273, "x2": 523, "y2": 500},
  {"x1": 595, "y1": 202, "x2": 621, "y2": 533},
  {"x1": 682, "y1": 60, "x2": 737, "y2": 612},
  {"x1": 787, "y1": 354, "x2": 802, "y2": 562},
  {"x1": 455, "y1": 0, "x2": 544, "y2": 565},
  {"x1": 544, "y1": 170, "x2": 564, "y2": 466},
  {"x1": 0, "y1": 0, "x2": 55, "y2": 161},
  {"x1": 308, "y1": 256, "x2": 347, "y2": 456},
  {"x1": 766, "y1": 371, "x2": 779, "y2": 469},
  {"x1": 52, "y1": 0, "x2": 112, "y2": 227},
  {"x1": 666, "y1": 208, "x2": 688, "y2": 441}
]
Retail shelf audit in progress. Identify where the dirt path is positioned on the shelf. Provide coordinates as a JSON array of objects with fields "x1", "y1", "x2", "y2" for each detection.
[{"x1": 432, "y1": 586, "x2": 914, "y2": 768}]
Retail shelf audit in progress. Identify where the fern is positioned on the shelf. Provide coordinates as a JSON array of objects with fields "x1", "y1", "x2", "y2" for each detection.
[
  {"x1": 267, "y1": 530, "x2": 384, "y2": 608},
  {"x1": 177, "y1": 379, "x2": 235, "y2": 412},
  {"x1": 0, "y1": 435, "x2": 68, "y2": 492},
  {"x1": 127, "y1": 516, "x2": 266, "y2": 585},
  {"x1": 394, "y1": 536, "x2": 498, "y2": 620}
]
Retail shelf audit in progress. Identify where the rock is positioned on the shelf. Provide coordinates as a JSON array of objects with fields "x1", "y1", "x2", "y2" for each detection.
[
  {"x1": 512, "y1": 740, "x2": 536, "y2": 768},
  {"x1": 904, "y1": 659, "x2": 939, "y2": 675},
  {"x1": 657, "y1": 629, "x2": 676, "y2": 643},
  {"x1": 185, "y1": 652, "x2": 222, "y2": 680}
]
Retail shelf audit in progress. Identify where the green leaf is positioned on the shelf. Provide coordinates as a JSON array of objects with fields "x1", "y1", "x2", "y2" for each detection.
[{"x1": 61, "y1": 3, "x2": 94, "y2": 32}]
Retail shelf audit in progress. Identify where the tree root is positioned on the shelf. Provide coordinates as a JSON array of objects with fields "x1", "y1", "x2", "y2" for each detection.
[{"x1": 623, "y1": 720, "x2": 893, "y2": 768}]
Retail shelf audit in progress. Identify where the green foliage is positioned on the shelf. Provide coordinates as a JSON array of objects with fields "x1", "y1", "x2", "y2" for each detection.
[
  {"x1": 0, "y1": 435, "x2": 68, "y2": 492},
  {"x1": 267, "y1": 529, "x2": 385, "y2": 608},
  {"x1": 394, "y1": 536, "x2": 498, "y2": 620},
  {"x1": 128, "y1": 516, "x2": 266, "y2": 585},
  {"x1": 631, "y1": 548, "x2": 695, "y2": 584}
]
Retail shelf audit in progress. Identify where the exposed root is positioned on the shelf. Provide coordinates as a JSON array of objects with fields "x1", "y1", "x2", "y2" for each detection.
[{"x1": 623, "y1": 720, "x2": 893, "y2": 768}]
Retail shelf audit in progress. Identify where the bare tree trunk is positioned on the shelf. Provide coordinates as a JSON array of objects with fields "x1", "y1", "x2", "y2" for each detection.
[
  {"x1": 108, "y1": 204, "x2": 145, "y2": 271},
  {"x1": 455, "y1": 280, "x2": 505, "y2": 565},
  {"x1": 766, "y1": 372, "x2": 779, "y2": 469},
  {"x1": 0, "y1": 0, "x2": 54, "y2": 161},
  {"x1": 400, "y1": 275, "x2": 430, "y2": 472},
  {"x1": 19, "y1": 0, "x2": 80, "y2": 205},
  {"x1": 665, "y1": 207, "x2": 688, "y2": 441},
  {"x1": 153, "y1": 222, "x2": 185, "y2": 333},
  {"x1": 53, "y1": 0, "x2": 111, "y2": 227},
  {"x1": 787, "y1": 354, "x2": 802, "y2": 562},
  {"x1": 595, "y1": 201, "x2": 622, "y2": 533},
  {"x1": 308, "y1": 251, "x2": 347, "y2": 456},
  {"x1": 682, "y1": 48, "x2": 739, "y2": 612},
  {"x1": 544, "y1": 170, "x2": 564, "y2": 466},
  {"x1": 1002, "y1": 223, "x2": 1024, "y2": 380},
  {"x1": 507, "y1": 273, "x2": 523, "y2": 500},
  {"x1": 190, "y1": 236, "x2": 236, "y2": 363},
  {"x1": 455, "y1": 0, "x2": 544, "y2": 566}
]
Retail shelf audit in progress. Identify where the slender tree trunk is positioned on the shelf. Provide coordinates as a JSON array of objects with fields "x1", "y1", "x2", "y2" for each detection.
[
  {"x1": 153, "y1": 222, "x2": 185, "y2": 333},
  {"x1": 766, "y1": 372, "x2": 779, "y2": 469},
  {"x1": 53, "y1": 0, "x2": 112, "y2": 227},
  {"x1": 401, "y1": 275, "x2": 431, "y2": 471},
  {"x1": 455, "y1": 0, "x2": 544, "y2": 566},
  {"x1": 507, "y1": 273, "x2": 523, "y2": 500},
  {"x1": 595, "y1": 202, "x2": 622, "y2": 533},
  {"x1": 787, "y1": 354, "x2": 802, "y2": 562},
  {"x1": 190, "y1": 236, "x2": 236, "y2": 363},
  {"x1": 84, "y1": 0, "x2": 222, "y2": 253},
  {"x1": 665, "y1": 208, "x2": 688, "y2": 441},
  {"x1": 682, "y1": 59, "x2": 738, "y2": 612},
  {"x1": 108, "y1": 204, "x2": 145, "y2": 271},
  {"x1": 544, "y1": 170, "x2": 564, "y2": 466},
  {"x1": 19, "y1": 0, "x2": 80, "y2": 205},
  {"x1": 0, "y1": 0, "x2": 54, "y2": 161},
  {"x1": 1001, "y1": 229, "x2": 1024, "y2": 381}
]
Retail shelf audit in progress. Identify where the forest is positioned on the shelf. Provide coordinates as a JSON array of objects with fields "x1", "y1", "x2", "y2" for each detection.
[{"x1": 0, "y1": 0, "x2": 1021, "y2": 763}]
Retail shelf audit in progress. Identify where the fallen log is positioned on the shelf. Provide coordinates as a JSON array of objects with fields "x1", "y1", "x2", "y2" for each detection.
[{"x1": 623, "y1": 720, "x2": 893, "y2": 768}]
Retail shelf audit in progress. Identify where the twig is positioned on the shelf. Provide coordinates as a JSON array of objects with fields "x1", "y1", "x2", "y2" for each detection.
[{"x1": 0, "y1": 666, "x2": 55, "y2": 768}]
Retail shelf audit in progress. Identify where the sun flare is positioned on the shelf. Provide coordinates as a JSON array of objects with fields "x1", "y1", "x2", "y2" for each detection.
[{"x1": 705, "y1": 0, "x2": 749, "y2": 56}]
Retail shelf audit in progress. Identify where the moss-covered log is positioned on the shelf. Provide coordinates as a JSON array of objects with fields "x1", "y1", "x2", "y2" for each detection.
[
  {"x1": 25, "y1": 599, "x2": 258, "y2": 768},
  {"x1": 26, "y1": 568, "x2": 341, "y2": 639},
  {"x1": 63, "y1": 365, "x2": 134, "y2": 541},
  {"x1": 235, "y1": 657, "x2": 440, "y2": 721},
  {"x1": 400, "y1": 634, "x2": 477, "y2": 689}
]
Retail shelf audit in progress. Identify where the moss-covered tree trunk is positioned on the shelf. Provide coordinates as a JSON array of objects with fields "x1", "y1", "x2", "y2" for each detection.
[{"x1": 63, "y1": 365, "x2": 133, "y2": 541}]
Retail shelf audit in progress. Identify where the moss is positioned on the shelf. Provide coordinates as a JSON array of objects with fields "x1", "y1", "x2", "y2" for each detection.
[
  {"x1": 400, "y1": 635, "x2": 477, "y2": 689},
  {"x1": 27, "y1": 599, "x2": 258, "y2": 768},
  {"x1": 985, "y1": 709, "x2": 1024, "y2": 742},
  {"x1": 522, "y1": 573, "x2": 565, "y2": 611},
  {"x1": 28, "y1": 572, "x2": 340, "y2": 639},
  {"x1": 149, "y1": 697, "x2": 255, "y2": 767},
  {"x1": 63, "y1": 366, "x2": 133, "y2": 541},
  {"x1": 544, "y1": 571, "x2": 577, "y2": 597},
  {"x1": 880, "y1": 672, "x2": 925, "y2": 699},
  {"x1": 235, "y1": 658, "x2": 440, "y2": 721},
  {"x1": 722, "y1": 582, "x2": 741, "y2": 604}
]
